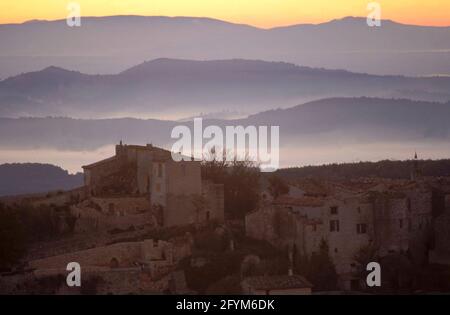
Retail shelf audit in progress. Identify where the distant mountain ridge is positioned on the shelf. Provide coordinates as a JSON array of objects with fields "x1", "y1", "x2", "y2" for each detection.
[
  {"x1": 0, "y1": 15, "x2": 449, "y2": 79},
  {"x1": 1, "y1": 97, "x2": 449, "y2": 151},
  {"x1": 1, "y1": 59, "x2": 450, "y2": 119},
  {"x1": 0, "y1": 163, "x2": 83, "y2": 197}
]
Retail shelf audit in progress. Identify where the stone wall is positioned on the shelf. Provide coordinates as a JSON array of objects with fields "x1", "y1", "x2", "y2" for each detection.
[
  {"x1": 165, "y1": 194, "x2": 198, "y2": 227},
  {"x1": 89, "y1": 197, "x2": 151, "y2": 215},
  {"x1": 167, "y1": 160, "x2": 202, "y2": 196},
  {"x1": 28, "y1": 238, "x2": 190, "y2": 272},
  {"x1": 71, "y1": 197, "x2": 157, "y2": 233},
  {"x1": 245, "y1": 206, "x2": 279, "y2": 245},
  {"x1": 202, "y1": 181, "x2": 225, "y2": 222},
  {"x1": 371, "y1": 186, "x2": 432, "y2": 264},
  {"x1": 0, "y1": 267, "x2": 172, "y2": 295},
  {"x1": 164, "y1": 181, "x2": 224, "y2": 227},
  {"x1": 29, "y1": 241, "x2": 143, "y2": 270},
  {"x1": 151, "y1": 161, "x2": 167, "y2": 207}
]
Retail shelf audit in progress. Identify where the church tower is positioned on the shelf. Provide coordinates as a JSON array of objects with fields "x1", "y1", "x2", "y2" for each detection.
[{"x1": 411, "y1": 151, "x2": 422, "y2": 181}]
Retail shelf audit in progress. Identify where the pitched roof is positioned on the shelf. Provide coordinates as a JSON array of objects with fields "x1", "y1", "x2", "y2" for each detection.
[
  {"x1": 243, "y1": 275, "x2": 312, "y2": 290},
  {"x1": 82, "y1": 156, "x2": 117, "y2": 169},
  {"x1": 293, "y1": 178, "x2": 329, "y2": 196},
  {"x1": 273, "y1": 195, "x2": 324, "y2": 207},
  {"x1": 82, "y1": 143, "x2": 196, "y2": 169}
]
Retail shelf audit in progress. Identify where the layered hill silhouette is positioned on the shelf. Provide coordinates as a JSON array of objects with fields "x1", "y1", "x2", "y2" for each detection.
[
  {"x1": 3, "y1": 158, "x2": 450, "y2": 197},
  {"x1": 1, "y1": 97, "x2": 449, "y2": 151},
  {"x1": 0, "y1": 163, "x2": 83, "y2": 197},
  {"x1": 1, "y1": 59, "x2": 450, "y2": 118},
  {"x1": 0, "y1": 16, "x2": 449, "y2": 78}
]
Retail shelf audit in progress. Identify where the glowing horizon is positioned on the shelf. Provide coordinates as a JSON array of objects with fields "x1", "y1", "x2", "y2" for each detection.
[{"x1": 0, "y1": 0, "x2": 449, "y2": 28}]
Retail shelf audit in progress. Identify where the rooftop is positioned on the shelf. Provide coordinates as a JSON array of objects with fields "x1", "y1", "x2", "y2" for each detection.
[
  {"x1": 82, "y1": 142, "x2": 185, "y2": 169},
  {"x1": 273, "y1": 195, "x2": 324, "y2": 207}
]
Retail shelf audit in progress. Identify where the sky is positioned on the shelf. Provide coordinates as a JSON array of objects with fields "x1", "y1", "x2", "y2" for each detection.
[{"x1": 0, "y1": 0, "x2": 449, "y2": 28}]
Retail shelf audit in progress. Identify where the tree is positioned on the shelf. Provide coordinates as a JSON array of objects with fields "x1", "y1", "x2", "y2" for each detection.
[
  {"x1": 0, "y1": 202, "x2": 76, "y2": 270},
  {"x1": 380, "y1": 253, "x2": 414, "y2": 292},
  {"x1": 353, "y1": 244, "x2": 377, "y2": 277},
  {"x1": 268, "y1": 174, "x2": 290, "y2": 199},
  {"x1": 0, "y1": 204, "x2": 26, "y2": 269},
  {"x1": 202, "y1": 150, "x2": 260, "y2": 219},
  {"x1": 298, "y1": 239, "x2": 338, "y2": 291}
]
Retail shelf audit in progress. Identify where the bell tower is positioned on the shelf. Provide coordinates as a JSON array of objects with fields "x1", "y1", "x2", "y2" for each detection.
[{"x1": 411, "y1": 151, "x2": 422, "y2": 181}]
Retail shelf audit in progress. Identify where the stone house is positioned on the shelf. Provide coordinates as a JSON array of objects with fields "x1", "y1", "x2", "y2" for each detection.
[
  {"x1": 246, "y1": 192, "x2": 373, "y2": 290},
  {"x1": 2, "y1": 238, "x2": 192, "y2": 295},
  {"x1": 369, "y1": 182, "x2": 433, "y2": 265},
  {"x1": 82, "y1": 143, "x2": 224, "y2": 228},
  {"x1": 245, "y1": 179, "x2": 434, "y2": 291}
]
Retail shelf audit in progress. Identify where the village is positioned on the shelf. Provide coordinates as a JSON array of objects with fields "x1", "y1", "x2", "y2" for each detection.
[{"x1": 1, "y1": 143, "x2": 450, "y2": 295}]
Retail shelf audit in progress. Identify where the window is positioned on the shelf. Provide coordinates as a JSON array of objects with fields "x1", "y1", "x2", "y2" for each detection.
[
  {"x1": 206, "y1": 211, "x2": 210, "y2": 221},
  {"x1": 357, "y1": 207, "x2": 361, "y2": 214},
  {"x1": 330, "y1": 220, "x2": 340, "y2": 232},
  {"x1": 312, "y1": 224, "x2": 317, "y2": 232},
  {"x1": 330, "y1": 206, "x2": 338, "y2": 215},
  {"x1": 357, "y1": 223, "x2": 367, "y2": 234},
  {"x1": 407, "y1": 198, "x2": 412, "y2": 212},
  {"x1": 155, "y1": 183, "x2": 161, "y2": 192},
  {"x1": 399, "y1": 219, "x2": 403, "y2": 229}
]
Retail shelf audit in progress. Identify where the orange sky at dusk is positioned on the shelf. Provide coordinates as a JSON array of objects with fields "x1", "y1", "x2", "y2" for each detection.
[{"x1": 0, "y1": 0, "x2": 449, "y2": 28}]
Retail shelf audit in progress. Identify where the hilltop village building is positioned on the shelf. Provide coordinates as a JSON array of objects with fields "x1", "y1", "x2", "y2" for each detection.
[
  {"x1": 0, "y1": 143, "x2": 225, "y2": 294},
  {"x1": 82, "y1": 142, "x2": 224, "y2": 228},
  {"x1": 4, "y1": 148, "x2": 450, "y2": 294},
  {"x1": 246, "y1": 168, "x2": 439, "y2": 290}
]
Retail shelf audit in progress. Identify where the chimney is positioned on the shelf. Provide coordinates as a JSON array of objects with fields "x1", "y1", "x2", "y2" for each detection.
[{"x1": 116, "y1": 141, "x2": 124, "y2": 156}]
